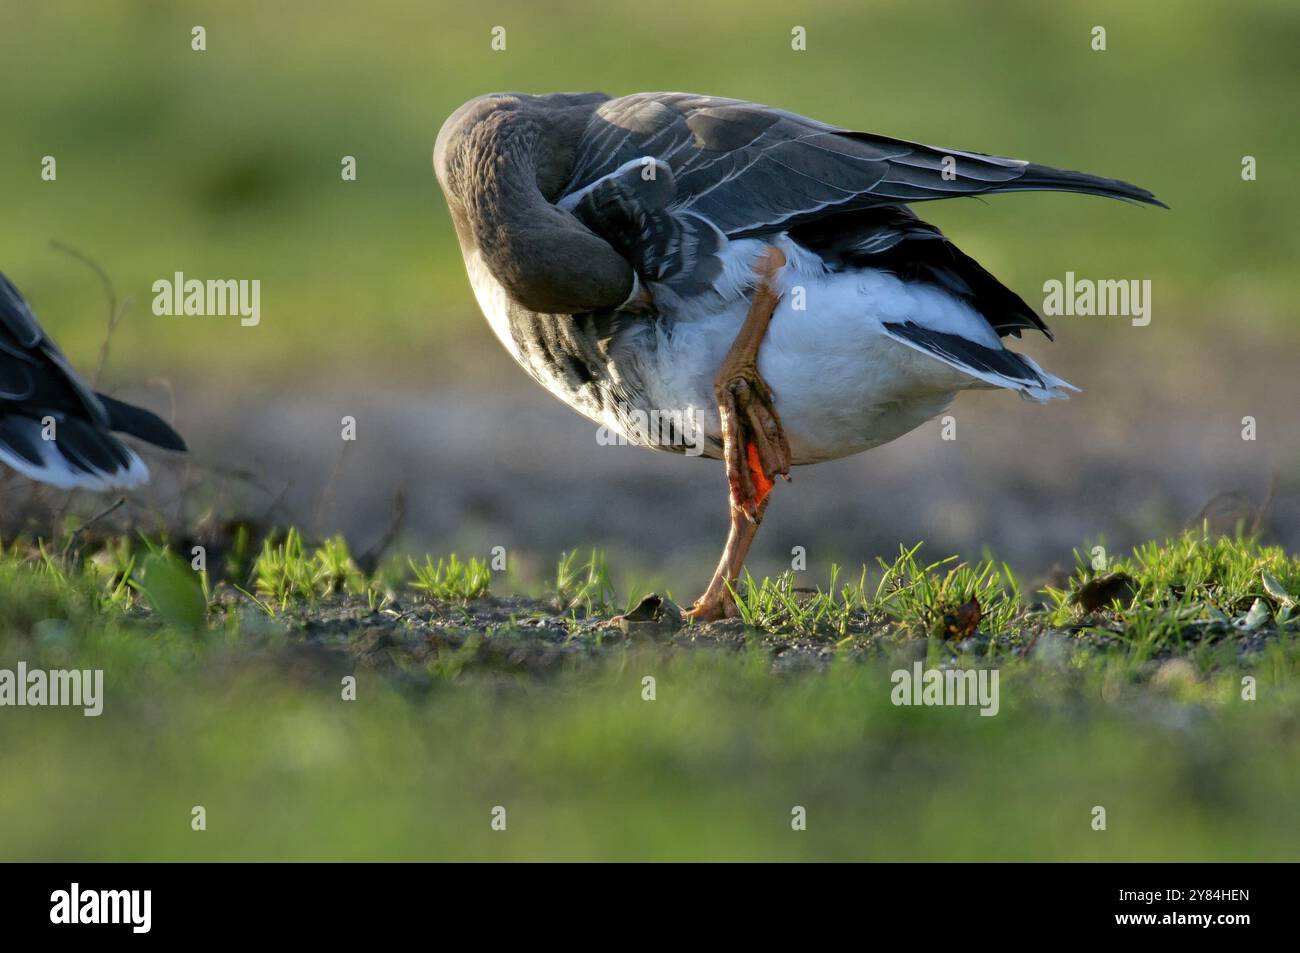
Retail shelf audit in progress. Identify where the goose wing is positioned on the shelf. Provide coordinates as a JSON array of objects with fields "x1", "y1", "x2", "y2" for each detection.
[{"x1": 562, "y1": 92, "x2": 1164, "y2": 242}]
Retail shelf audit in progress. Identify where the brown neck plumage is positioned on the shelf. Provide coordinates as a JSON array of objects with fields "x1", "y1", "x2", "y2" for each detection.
[{"x1": 436, "y1": 95, "x2": 633, "y2": 315}]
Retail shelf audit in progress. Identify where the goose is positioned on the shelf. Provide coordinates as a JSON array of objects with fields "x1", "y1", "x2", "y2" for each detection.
[
  {"x1": 0, "y1": 274, "x2": 187, "y2": 491},
  {"x1": 434, "y1": 91, "x2": 1164, "y2": 620}
]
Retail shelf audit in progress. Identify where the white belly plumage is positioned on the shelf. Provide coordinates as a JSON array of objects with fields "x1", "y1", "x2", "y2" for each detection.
[
  {"x1": 623, "y1": 235, "x2": 1003, "y2": 465},
  {"x1": 638, "y1": 308, "x2": 967, "y2": 465},
  {"x1": 465, "y1": 237, "x2": 1051, "y2": 466}
]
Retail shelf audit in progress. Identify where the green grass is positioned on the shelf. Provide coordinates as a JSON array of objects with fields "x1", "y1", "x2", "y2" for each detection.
[
  {"x1": 553, "y1": 548, "x2": 619, "y2": 617},
  {"x1": 1, "y1": 526, "x2": 1298, "y2": 860},
  {"x1": 253, "y1": 529, "x2": 368, "y2": 608},
  {"x1": 5, "y1": 524, "x2": 1299, "y2": 653},
  {"x1": 730, "y1": 545, "x2": 1024, "y2": 640},
  {"x1": 409, "y1": 552, "x2": 492, "y2": 601}
]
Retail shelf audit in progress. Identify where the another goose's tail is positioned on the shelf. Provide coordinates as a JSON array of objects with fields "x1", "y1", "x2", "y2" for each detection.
[{"x1": 1, "y1": 273, "x2": 186, "y2": 491}]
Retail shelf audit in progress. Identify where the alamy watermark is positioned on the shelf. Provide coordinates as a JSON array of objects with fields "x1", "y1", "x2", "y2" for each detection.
[
  {"x1": 597, "y1": 402, "x2": 704, "y2": 456},
  {"x1": 0, "y1": 662, "x2": 103, "y2": 716},
  {"x1": 152, "y1": 272, "x2": 260, "y2": 326},
  {"x1": 890, "y1": 661, "x2": 999, "y2": 716},
  {"x1": 1042, "y1": 272, "x2": 1151, "y2": 327},
  {"x1": 50, "y1": 883, "x2": 150, "y2": 933}
]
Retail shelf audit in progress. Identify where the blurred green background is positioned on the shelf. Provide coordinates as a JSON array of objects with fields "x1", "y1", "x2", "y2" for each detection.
[
  {"x1": 3, "y1": 0, "x2": 1297, "y2": 382},
  {"x1": 3, "y1": 0, "x2": 1300, "y2": 865}
]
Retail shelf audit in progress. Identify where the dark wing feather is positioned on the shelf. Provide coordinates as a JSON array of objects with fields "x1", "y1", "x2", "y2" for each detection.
[
  {"x1": 0, "y1": 274, "x2": 109, "y2": 424},
  {"x1": 563, "y1": 93, "x2": 1165, "y2": 242},
  {"x1": 97, "y1": 393, "x2": 187, "y2": 451},
  {"x1": 560, "y1": 159, "x2": 725, "y2": 300},
  {"x1": 0, "y1": 273, "x2": 186, "y2": 490},
  {"x1": 788, "y1": 205, "x2": 1049, "y2": 338}
]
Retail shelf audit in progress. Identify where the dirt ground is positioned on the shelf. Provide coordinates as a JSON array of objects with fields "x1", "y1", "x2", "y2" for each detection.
[
  {"x1": 247, "y1": 584, "x2": 1286, "y2": 689},
  {"x1": 83, "y1": 320, "x2": 1294, "y2": 597}
]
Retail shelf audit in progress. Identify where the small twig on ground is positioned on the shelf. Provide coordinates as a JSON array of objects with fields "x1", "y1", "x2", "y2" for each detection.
[
  {"x1": 61, "y1": 496, "x2": 126, "y2": 564},
  {"x1": 254, "y1": 479, "x2": 298, "y2": 541},
  {"x1": 49, "y1": 240, "x2": 130, "y2": 389},
  {"x1": 1191, "y1": 471, "x2": 1279, "y2": 539},
  {"x1": 312, "y1": 440, "x2": 353, "y2": 535},
  {"x1": 45, "y1": 243, "x2": 130, "y2": 529},
  {"x1": 1018, "y1": 627, "x2": 1043, "y2": 659},
  {"x1": 1249, "y1": 470, "x2": 1278, "y2": 537}
]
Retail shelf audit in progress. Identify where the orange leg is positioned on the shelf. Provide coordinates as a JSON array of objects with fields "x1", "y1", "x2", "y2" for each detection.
[{"x1": 686, "y1": 246, "x2": 791, "y2": 621}]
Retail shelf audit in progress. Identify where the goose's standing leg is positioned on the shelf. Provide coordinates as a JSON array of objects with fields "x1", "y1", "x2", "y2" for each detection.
[{"x1": 687, "y1": 246, "x2": 792, "y2": 621}]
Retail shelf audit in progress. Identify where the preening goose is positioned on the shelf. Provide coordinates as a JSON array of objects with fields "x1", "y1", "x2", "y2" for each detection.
[{"x1": 434, "y1": 91, "x2": 1163, "y2": 620}]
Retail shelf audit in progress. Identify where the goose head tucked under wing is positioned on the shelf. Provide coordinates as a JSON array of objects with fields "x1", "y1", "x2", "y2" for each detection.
[
  {"x1": 433, "y1": 90, "x2": 1164, "y2": 621},
  {"x1": 434, "y1": 92, "x2": 635, "y2": 315}
]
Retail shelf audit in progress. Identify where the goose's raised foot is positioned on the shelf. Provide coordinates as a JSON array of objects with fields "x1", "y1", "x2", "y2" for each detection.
[{"x1": 687, "y1": 245, "x2": 789, "y2": 622}]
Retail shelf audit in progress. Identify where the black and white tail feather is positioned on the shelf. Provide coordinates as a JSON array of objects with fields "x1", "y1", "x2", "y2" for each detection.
[
  {"x1": 0, "y1": 273, "x2": 186, "y2": 490},
  {"x1": 783, "y1": 203, "x2": 1082, "y2": 401},
  {"x1": 880, "y1": 320, "x2": 1077, "y2": 401}
]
